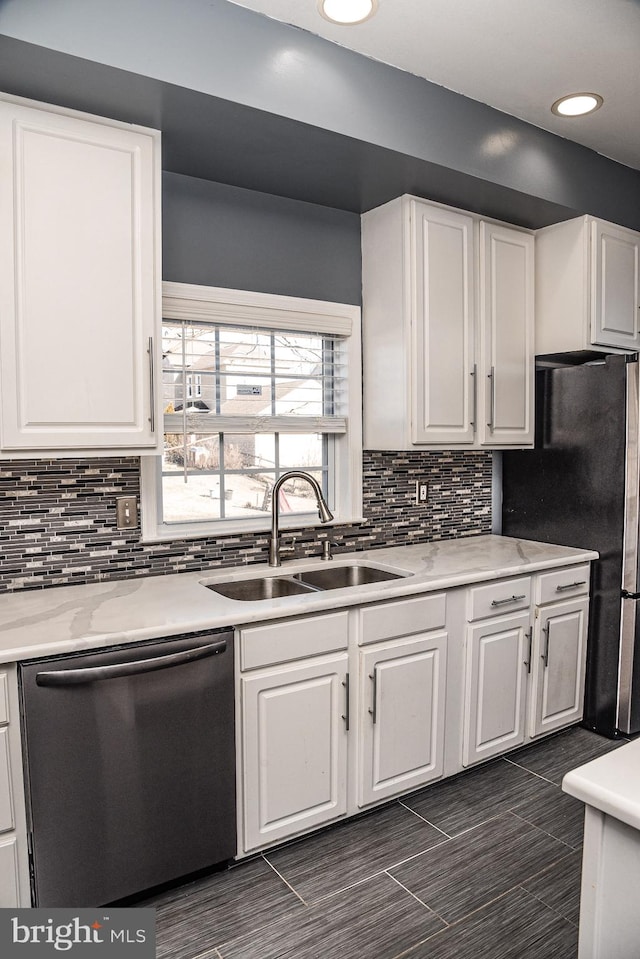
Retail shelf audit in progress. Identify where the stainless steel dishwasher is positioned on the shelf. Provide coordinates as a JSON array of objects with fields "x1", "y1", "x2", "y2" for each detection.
[{"x1": 18, "y1": 628, "x2": 236, "y2": 907}]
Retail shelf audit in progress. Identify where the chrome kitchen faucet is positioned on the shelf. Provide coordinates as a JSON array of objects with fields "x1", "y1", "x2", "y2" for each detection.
[{"x1": 269, "y1": 471, "x2": 333, "y2": 567}]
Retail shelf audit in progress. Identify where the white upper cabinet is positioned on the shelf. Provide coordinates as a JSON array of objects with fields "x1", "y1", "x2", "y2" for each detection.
[
  {"x1": 0, "y1": 95, "x2": 162, "y2": 455},
  {"x1": 536, "y1": 216, "x2": 640, "y2": 354},
  {"x1": 477, "y1": 222, "x2": 534, "y2": 447},
  {"x1": 361, "y1": 196, "x2": 534, "y2": 450},
  {"x1": 410, "y1": 202, "x2": 476, "y2": 446}
]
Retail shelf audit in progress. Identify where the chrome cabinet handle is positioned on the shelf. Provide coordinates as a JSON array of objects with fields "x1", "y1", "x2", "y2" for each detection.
[
  {"x1": 341, "y1": 673, "x2": 350, "y2": 731},
  {"x1": 524, "y1": 627, "x2": 533, "y2": 674},
  {"x1": 368, "y1": 668, "x2": 378, "y2": 724},
  {"x1": 491, "y1": 593, "x2": 526, "y2": 607},
  {"x1": 556, "y1": 581, "x2": 586, "y2": 592},
  {"x1": 35, "y1": 640, "x2": 227, "y2": 686},
  {"x1": 470, "y1": 364, "x2": 477, "y2": 429},
  {"x1": 487, "y1": 366, "x2": 495, "y2": 432},
  {"x1": 148, "y1": 336, "x2": 156, "y2": 433},
  {"x1": 542, "y1": 623, "x2": 551, "y2": 668}
]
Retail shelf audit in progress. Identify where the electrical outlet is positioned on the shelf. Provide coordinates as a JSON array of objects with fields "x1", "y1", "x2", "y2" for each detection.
[
  {"x1": 116, "y1": 496, "x2": 138, "y2": 530},
  {"x1": 415, "y1": 480, "x2": 429, "y2": 505}
]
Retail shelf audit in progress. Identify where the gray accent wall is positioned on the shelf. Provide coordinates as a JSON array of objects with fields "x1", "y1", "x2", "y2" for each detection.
[
  {"x1": 162, "y1": 173, "x2": 362, "y2": 303},
  {"x1": 0, "y1": 0, "x2": 638, "y2": 228}
]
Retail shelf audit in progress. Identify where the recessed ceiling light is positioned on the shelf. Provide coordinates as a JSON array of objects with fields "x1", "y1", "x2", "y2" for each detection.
[
  {"x1": 551, "y1": 93, "x2": 603, "y2": 117},
  {"x1": 318, "y1": 0, "x2": 378, "y2": 26}
]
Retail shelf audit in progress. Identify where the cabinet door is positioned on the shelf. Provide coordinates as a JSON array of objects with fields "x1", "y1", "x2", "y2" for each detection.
[
  {"x1": 241, "y1": 653, "x2": 348, "y2": 852},
  {"x1": 591, "y1": 220, "x2": 640, "y2": 351},
  {"x1": 0, "y1": 729, "x2": 14, "y2": 834},
  {"x1": 0, "y1": 99, "x2": 160, "y2": 452},
  {"x1": 0, "y1": 837, "x2": 20, "y2": 908},
  {"x1": 529, "y1": 598, "x2": 588, "y2": 738},
  {"x1": 358, "y1": 632, "x2": 447, "y2": 807},
  {"x1": 410, "y1": 200, "x2": 476, "y2": 445},
  {"x1": 463, "y1": 611, "x2": 530, "y2": 766},
  {"x1": 478, "y1": 222, "x2": 534, "y2": 447}
]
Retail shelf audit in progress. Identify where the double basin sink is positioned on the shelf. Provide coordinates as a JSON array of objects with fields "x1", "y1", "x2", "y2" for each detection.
[{"x1": 206, "y1": 563, "x2": 408, "y2": 601}]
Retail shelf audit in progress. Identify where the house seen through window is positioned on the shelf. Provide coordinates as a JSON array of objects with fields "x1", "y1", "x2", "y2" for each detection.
[
  {"x1": 140, "y1": 284, "x2": 362, "y2": 541},
  {"x1": 161, "y1": 321, "x2": 341, "y2": 525}
]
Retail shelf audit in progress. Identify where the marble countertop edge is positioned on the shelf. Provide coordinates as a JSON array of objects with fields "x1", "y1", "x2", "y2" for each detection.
[{"x1": 0, "y1": 535, "x2": 599, "y2": 664}]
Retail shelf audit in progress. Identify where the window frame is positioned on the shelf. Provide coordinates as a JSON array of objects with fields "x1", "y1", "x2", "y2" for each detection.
[{"x1": 140, "y1": 282, "x2": 363, "y2": 542}]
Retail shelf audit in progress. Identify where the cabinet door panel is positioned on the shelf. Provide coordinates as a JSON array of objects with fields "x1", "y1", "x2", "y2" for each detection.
[
  {"x1": 591, "y1": 221, "x2": 640, "y2": 350},
  {"x1": 478, "y1": 223, "x2": 534, "y2": 446},
  {"x1": 241, "y1": 654, "x2": 348, "y2": 851},
  {"x1": 0, "y1": 101, "x2": 159, "y2": 450},
  {"x1": 0, "y1": 729, "x2": 14, "y2": 834},
  {"x1": 530, "y1": 599, "x2": 588, "y2": 738},
  {"x1": 0, "y1": 836, "x2": 20, "y2": 908},
  {"x1": 359, "y1": 632, "x2": 447, "y2": 807},
  {"x1": 411, "y1": 202, "x2": 475, "y2": 445},
  {"x1": 464, "y1": 612, "x2": 530, "y2": 766}
]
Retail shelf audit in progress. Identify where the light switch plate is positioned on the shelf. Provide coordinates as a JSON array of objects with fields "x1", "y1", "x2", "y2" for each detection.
[
  {"x1": 415, "y1": 480, "x2": 429, "y2": 505},
  {"x1": 116, "y1": 496, "x2": 138, "y2": 529}
]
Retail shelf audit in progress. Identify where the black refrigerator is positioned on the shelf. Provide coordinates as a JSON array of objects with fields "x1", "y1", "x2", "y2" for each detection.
[{"x1": 502, "y1": 351, "x2": 640, "y2": 738}]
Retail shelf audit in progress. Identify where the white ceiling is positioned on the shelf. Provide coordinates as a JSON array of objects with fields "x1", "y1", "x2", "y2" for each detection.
[{"x1": 228, "y1": 0, "x2": 640, "y2": 171}]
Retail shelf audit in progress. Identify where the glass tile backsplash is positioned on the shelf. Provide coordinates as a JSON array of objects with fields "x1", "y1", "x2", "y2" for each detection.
[{"x1": 0, "y1": 451, "x2": 491, "y2": 592}]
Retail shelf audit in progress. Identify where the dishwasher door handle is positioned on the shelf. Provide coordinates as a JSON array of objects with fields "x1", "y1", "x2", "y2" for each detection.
[{"x1": 35, "y1": 639, "x2": 228, "y2": 686}]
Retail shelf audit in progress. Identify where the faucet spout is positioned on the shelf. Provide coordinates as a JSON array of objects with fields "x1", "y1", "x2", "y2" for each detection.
[{"x1": 269, "y1": 471, "x2": 333, "y2": 567}]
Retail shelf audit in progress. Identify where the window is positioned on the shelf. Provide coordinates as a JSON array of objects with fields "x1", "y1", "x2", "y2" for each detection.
[{"x1": 140, "y1": 283, "x2": 362, "y2": 541}]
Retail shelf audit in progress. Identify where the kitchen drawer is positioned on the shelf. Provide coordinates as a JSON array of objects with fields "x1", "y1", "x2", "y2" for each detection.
[
  {"x1": 468, "y1": 577, "x2": 531, "y2": 621},
  {"x1": 240, "y1": 611, "x2": 349, "y2": 670},
  {"x1": 0, "y1": 674, "x2": 8, "y2": 726},
  {"x1": 535, "y1": 565, "x2": 590, "y2": 606},
  {"x1": 358, "y1": 592, "x2": 446, "y2": 645}
]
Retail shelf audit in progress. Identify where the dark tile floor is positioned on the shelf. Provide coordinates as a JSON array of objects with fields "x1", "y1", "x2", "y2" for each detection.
[{"x1": 142, "y1": 726, "x2": 625, "y2": 959}]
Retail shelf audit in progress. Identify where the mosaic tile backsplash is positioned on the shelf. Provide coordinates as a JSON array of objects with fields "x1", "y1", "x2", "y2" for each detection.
[{"x1": 0, "y1": 451, "x2": 492, "y2": 593}]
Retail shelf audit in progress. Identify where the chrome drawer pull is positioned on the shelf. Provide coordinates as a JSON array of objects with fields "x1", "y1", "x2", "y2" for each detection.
[
  {"x1": 491, "y1": 593, "x2": 526, "y2": 607},
  {"x1": 556, "y1": 580, "x2": 586, "y2": 592}
]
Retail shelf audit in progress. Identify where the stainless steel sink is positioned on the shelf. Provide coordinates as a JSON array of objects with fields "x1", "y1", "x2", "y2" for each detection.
[
  {"x1": 205, "y1": 563, "x2": 408, "y2": 600},
  {"x1": 205, "y1": 576, "x2": 316, "y2": 601},
  {"x1": 293, "y1": 565, "x2": 406, "y2": 590}
]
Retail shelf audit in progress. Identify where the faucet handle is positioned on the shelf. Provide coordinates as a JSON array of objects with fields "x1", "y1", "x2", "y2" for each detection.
[{"x1": 279, "y1": 536, "x2": 297, "y2": 556}]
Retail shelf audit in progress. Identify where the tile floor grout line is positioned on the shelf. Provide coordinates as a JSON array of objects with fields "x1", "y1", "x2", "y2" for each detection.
[
  {"x1": 397, "y1": 799, "x2": 454, "y2": 840},
  {"x1": 188, "y1": 945, "x2": 224, "y2": 959},
  {"x1": 385, "y1": 870, "x2": 450, "y2": 926},
  {"x1": 261, "y1": 853, "x2": 309, "y2": 906},
  {"x1": 503, "y1": 755, "x2": 567, "y2": 788},
  {"x1": 517, "y1": 882, "x2": 580, "y2": 929},
  {"x1": 387, "y1": 885, "x2": 549, "y2": 959},
  {"x1": 506, "y1": 809, "x2": 581, "y2": 853}
]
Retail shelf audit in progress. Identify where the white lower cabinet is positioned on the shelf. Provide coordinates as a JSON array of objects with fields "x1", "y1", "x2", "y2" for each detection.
[
  {"x1": 358, "y1": 631, "x2": 447, "y2": 807},
  {"x1": 238, "y1": 564, "x2": 592, "y2": 854},
  {"x1": 241, "y1": 653, "x2": 349, "y2": 852},
  {"x1": 0, "y1": 668, "x2": 30, "y2": 906},
  {"x1": 529, "y1": 597, "x2": 589, "y2": 738},
  {"x1": 463, "y1": 567, "x2": 590, "y2": 767},
  {"x1": 0, "y1": 837, "x2": 21, "y2": 907},
  {"x1": 463, "y1": 611, "x2": 531, "y2": 766}
]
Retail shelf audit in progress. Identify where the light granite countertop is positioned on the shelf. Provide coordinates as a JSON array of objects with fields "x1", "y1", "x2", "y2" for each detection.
[{"x1": 0, "y1": 534, "x2": 598, "y2": 663}]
